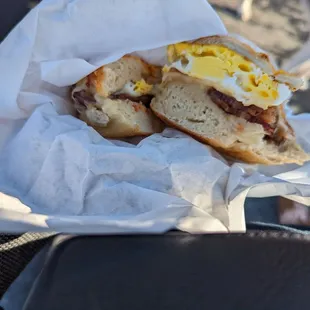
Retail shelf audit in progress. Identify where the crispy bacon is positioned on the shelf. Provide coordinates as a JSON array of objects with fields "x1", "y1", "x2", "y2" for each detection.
[
  {"x1": 207, "y1": 88, "x2": 278, "y2": 135},
  {"x1": 109, "y1": 93, "x2": 154, "y2": 107},
  {"x1": 72, "y1": 90, "x2": 154, "y2": 110}
]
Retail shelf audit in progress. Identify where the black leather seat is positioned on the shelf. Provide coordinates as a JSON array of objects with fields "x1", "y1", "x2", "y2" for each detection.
[{"x1": 23, "y1": 232, "x2": 310, "y2": 310}]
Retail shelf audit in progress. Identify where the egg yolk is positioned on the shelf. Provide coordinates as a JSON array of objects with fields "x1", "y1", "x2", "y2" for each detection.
[
  {"x1": 134, "y1": 79, "x2": 153, "y2": 95},
  {"x1": 167, "y1": 43, "x2": 279, "y2": 102}
]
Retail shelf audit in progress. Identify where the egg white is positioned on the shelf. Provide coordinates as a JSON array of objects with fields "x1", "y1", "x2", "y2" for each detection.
[{"x1": 117, "y1": 81, "x2": 141, "y2": 97}]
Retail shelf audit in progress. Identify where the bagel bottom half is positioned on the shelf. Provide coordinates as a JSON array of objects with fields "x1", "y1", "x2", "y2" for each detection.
[
  {"x1": 80, "y1": 97, "x2": 164, "y2": 139},
  {"x1": 150, "y1": 80, "x2": 309, "y2": 165}
]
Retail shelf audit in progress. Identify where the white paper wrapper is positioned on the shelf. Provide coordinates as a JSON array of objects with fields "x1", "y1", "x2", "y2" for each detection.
[{"x1": 0, "y1": 0, "x2": 309, "y2": 234}]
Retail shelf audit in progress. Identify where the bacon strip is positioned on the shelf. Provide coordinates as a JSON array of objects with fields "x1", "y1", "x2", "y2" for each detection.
[
  {"x1": 72, "y1": 90, "x2": 154, "y2": 110},
  {"x1": 109, "y1": 93, "x2": 154, "y2": 107},
  {"x1": 207, "y1": 88, "x2": 278, "y2": 135}
]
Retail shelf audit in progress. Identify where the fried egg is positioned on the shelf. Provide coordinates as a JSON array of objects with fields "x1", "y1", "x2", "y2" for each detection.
[
  {"x1": 166, "y1": 43, "x2": 291, "y2": 109},
  {"x1": 117, "y1": 79, "x2": 153, "y2": 97}
]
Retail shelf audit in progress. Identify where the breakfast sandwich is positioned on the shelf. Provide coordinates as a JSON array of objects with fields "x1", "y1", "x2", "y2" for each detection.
[
  {"x1": 72, "y1": 55, "x2": 164, "y2": 138},
  {"x1": 151, "y1": 35, "x2": 309, "y2": 165}
]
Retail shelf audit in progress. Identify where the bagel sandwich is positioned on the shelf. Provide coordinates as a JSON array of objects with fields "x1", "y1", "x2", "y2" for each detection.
[
  {"x1": 72, "y1": 55, "x2": 164, "y2": 139},
  {"x1": 151, "y1": 35, "x2": 309, "y2": 165}
]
